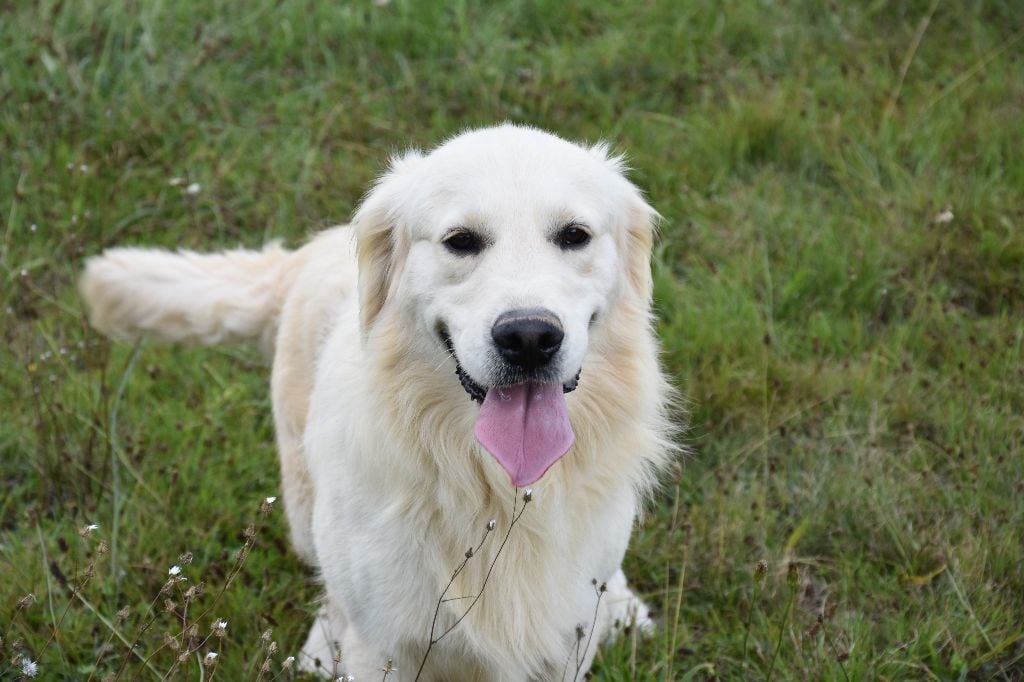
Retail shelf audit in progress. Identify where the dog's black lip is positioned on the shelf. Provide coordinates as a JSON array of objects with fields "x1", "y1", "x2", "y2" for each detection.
[{"x1": 438, "y1": 329, "x2": 581, "y2": 403}]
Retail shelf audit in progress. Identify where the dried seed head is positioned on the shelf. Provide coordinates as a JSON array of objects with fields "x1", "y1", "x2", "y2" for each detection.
[
  {"x1": 787, "y1": 562, "x2": 799, "y2": 587},
  {"x1": 282, "y1": 656, "x2": 295, "y2": 669},
  {"x1": 116, "y1": 607, "x2": 130, "y2": 622},
  {"x1": 260, "y1": 628, "x2": 272, "y2": 643},
  {"x1": 212, "y1": 619, "x2": 227, "y2": 637},
  {"x1": 465, "y1": 547, "x2": 474, "y2": 559},
  {"x1": 755, "y1": 559, "x2": 768, "y2": 582},
  {"x1": 203, "y1": 651, "x2": 218, "y2": 666},
  {"x1": 575, "y1": 624, "x2": 586, "y2": 641},
  {"x1": 163, "y1": 599, "x2": 177, "y2": 613},
  {"x1": 96, "y1": 541, "x2": 109, "y2": 555},
  {"x1": 17, "y1": 593, "x2": 36, "y2": 610},
  {"x1": 79, "y1": 524, "x2": 99, "y2": 538},
  {"x1": 21, "y1": 658, "x2": 38, "y2": 678},
  {"x1": 178, "y1": 551, "x2": 194, "y2": 565}
]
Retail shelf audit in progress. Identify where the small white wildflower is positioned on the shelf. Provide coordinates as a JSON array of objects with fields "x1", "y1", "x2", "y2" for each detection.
[
  {"x1": 30, "y1": 223, "x2": 37, "y2": 232},
  {"x1": 20, "y1": 269, "x2": 28, "y2": 277},
  {"x1": 79, "y1": 164, "x2": 89, "y2": 172},
  {"x1": 168, "y1": 565, "x2": 181, "y2": 576},
  {"x1": 282, "y1": 656, "x2": 295, "y2": 669},
  {"x1": 486, "y1": 518, "x2": 496, "y2": 531},
  {"x1": 185, "y1": 182, "x2": 202, "y2": 195},
  {"x1": 21, "y1": 658, "x2": 38, "y2": 677},
  {"x1": 934, "y1": 208, "x2": 954, "y2": 224},
  {"x1": 265, "y1": 496, "x2": 277, "y2": 505},
  {"x1": 212, "y1": 619, "x2": 227, "y2": 636},
  {"x1": 203, "y1": 651, "x2": 218, "y2": 666},
  {"x1": 79, "y1": 523, "x2": 99, "y2": 537},
  {"x1": 66, "y1": 163, "x2": 74, "y2": 171},
  {"x1": 168, "y1": 177, "x2": 186, "y2": 186},
  {"x1": 523, "y1": 487, "x2": 533, "y2": 503}
]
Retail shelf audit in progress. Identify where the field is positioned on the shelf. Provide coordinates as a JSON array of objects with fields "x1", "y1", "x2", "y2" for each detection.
[{"x1": 2, "y1": 1, "x2": 1022, "y2": 679}]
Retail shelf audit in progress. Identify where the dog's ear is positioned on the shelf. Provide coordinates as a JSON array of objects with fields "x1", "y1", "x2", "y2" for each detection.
[
  {"x1": 622, "y1": 196, "x2": 659, "y2": 304},
  {"x1": 590, "y1": 143, "x2": 660, "y2": 304},
  {"x1": 353, "y1": 150, "x2": 423, "y2": 331}
]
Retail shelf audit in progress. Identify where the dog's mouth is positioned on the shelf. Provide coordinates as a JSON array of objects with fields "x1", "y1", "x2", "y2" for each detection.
[
  {"x1": 440, "y1": 329, "x2": 580, "y2": 486},
  {"x1": 440, "y1": 331, "x2": 581, "y2": 403}
]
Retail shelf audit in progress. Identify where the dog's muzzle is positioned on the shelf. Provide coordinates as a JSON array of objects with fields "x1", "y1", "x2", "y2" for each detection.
[{"x1": 440, "y1": 331, "x2": 580, "y2": 403}]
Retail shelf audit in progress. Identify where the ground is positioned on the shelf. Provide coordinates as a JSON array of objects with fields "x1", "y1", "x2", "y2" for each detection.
[{"x1": 1, "y1": 1, "x2": 1022, "y2": 679}]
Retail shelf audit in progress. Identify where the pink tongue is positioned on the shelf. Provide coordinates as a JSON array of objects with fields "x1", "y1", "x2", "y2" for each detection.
[{"x1": 474, "y1": 382, "x2": 575, "y2": 486}]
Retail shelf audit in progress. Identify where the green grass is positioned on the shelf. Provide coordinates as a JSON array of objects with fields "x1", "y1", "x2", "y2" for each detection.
[{"x1": 2, "y1": 0, "x2": 1022, "y2": 678}]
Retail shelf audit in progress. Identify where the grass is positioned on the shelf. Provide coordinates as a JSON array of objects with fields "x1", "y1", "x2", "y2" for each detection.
[{"x1": 2, "y1": 0, "x2": 1022, "y2": 678}]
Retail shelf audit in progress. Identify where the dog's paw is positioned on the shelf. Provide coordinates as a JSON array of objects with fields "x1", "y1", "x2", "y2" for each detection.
[
  {"x1": 600, "y1": 568, "x2": 656, "y2": 643},
  {"x1": 298, "y1": 605, "x2": 347, "y2": 677}
]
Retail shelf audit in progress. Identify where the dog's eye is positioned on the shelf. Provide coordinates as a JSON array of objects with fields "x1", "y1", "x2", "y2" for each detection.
[
  {"x1": 443, "y1": 229, "x2": 484, "y2": 255},
  {"x1": 556, "y1": 224, "x2": 591, "y2": 249}
]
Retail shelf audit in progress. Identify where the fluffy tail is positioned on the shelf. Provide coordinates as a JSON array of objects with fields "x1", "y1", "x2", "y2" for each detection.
[{"x1": 80, "y1": 243, "x2": 294, "y2": 352}]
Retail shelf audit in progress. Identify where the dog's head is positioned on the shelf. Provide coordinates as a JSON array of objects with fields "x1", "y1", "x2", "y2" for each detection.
[{"x1": 354, "y1": 125, "x2": 657, "y2": 485}]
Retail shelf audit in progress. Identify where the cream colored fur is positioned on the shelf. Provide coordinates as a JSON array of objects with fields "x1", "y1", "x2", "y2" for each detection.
[{"x1": 80, "y1": 125, "x2": 676, "y2": 681}]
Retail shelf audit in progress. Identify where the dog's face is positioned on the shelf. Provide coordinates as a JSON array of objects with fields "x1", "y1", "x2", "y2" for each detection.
[{"x1": 355, "y1": 125, "x2": 656, "y2": 485}]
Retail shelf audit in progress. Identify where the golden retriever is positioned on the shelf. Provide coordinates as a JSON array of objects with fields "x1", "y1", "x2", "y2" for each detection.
[{"x1": 81, "y1": 124, "x2": 675, "y2": 680}]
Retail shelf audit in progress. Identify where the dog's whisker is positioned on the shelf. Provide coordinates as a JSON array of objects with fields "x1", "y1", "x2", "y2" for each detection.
[{"x1": 431, "y1": 350, "x2": 457, "y2": 375}]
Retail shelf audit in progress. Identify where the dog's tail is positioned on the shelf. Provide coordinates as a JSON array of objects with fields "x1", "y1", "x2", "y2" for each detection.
[{"x1": 80, "y1": 243, "x2": 295, "y2": 352}]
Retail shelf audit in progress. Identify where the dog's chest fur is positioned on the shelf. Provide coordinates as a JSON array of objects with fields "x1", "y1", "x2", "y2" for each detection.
[{"x1": 303, "y1": 310, "x2": 654, "y2": 677}]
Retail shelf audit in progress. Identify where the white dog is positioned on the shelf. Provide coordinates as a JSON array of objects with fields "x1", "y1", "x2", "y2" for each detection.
[{"x1": 81, "y1": 125, "x2": 675, "y2": 680}]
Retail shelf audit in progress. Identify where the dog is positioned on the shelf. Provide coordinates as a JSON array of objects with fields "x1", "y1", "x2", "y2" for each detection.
[{"x1": 81, "y1": 124, "x2": 676, "y2": 680}]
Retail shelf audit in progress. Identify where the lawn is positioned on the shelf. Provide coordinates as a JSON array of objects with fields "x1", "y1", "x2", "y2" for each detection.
[{"x1": 2, "y1": 1, "x2": 1022, "y2": 679}]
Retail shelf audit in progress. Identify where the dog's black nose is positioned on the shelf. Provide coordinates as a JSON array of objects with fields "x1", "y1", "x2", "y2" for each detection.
[{"x1": 492, "y1": 308, "x2": 564, "y2": 370}]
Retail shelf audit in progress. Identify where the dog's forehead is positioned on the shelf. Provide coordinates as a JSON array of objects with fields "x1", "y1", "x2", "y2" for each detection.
[
  {"x1": 436, "y1": 125, "x2": 590, "y2": 158},
  {"x1": 404, "y1": 126, "x2": 626, "y2": 228}
]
